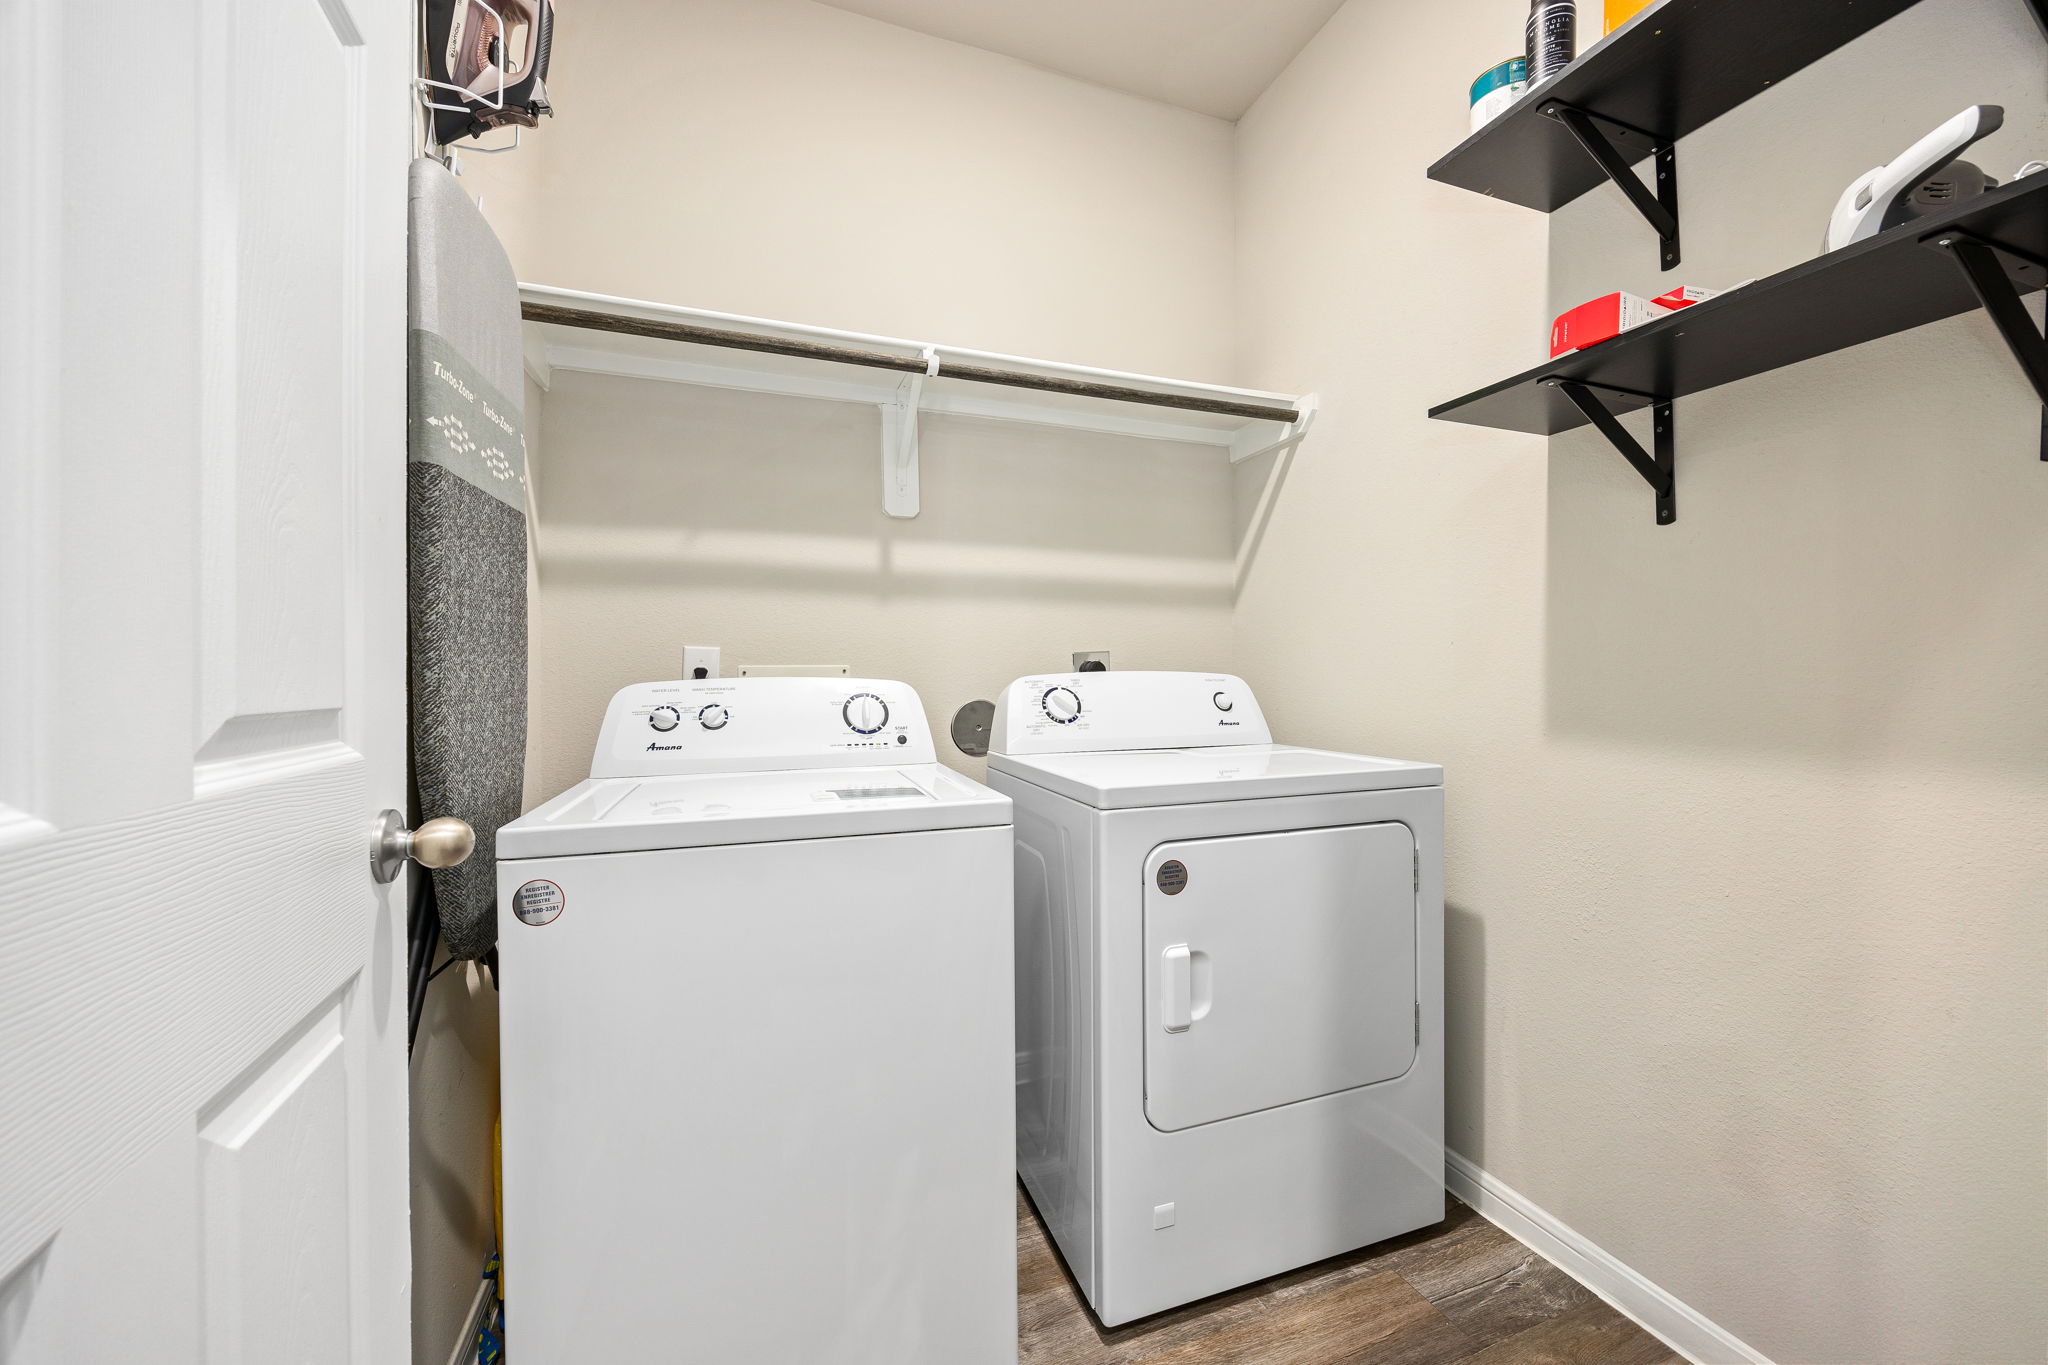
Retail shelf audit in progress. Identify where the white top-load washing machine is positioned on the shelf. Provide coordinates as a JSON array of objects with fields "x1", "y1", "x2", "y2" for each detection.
[
  {"x1": 986, "y1": 671, "x2": 1443, "y2": 1326},
  {"x1": 497, "y1": 677, "x2": 1017, "y2": 1363}
]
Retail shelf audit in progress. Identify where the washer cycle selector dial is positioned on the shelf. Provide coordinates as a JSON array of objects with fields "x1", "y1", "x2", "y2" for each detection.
[
  {"x1": 1041, "y1": 686, "x2": 1082, "y2": 724},
  {"x1": 1212, "y1": 691, "x2": 1234, "y2": 712},
  {"x1": 698, "y1": 704, "x2": 729, "y2": 731},
  {"x1": 647, "y1": 705, "x2": 681, "y2": 732},
  {"x1": 843, "y1": 693, "x2": 889, "y2": 735}
]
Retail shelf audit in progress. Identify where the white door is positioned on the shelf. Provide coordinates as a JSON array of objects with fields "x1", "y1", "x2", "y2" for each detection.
[
  {"x1": 0, "y1": 0, "x2": 411, "y2": 1360},
  {"x1": 1143, "y1": 824, "x2": 1417, "y2": 1133}
]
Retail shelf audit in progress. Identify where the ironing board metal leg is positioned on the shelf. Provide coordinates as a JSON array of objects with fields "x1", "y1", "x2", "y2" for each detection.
[{"x1": 1555, "y1": 381, "x2": 1677, "y2": 525}]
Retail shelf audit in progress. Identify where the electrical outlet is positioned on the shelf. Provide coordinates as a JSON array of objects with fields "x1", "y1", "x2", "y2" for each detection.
[{"x1": 682, "y1": 645, "x2": 721, "y2": 681}]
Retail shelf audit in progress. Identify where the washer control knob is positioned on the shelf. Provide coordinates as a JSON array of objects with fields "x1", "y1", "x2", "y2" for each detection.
[
  {"x1": 648, "y1": 705, "x2": 682, "y2": 732},
  {"x1": 698, "y1": 704, "x2": 729, "y2": 731},
  {"x1": 1042, "y1": 687, "x2": 1082, "y2": 723},
  {"x1": 1212, "y1": 691, "x2": 1234, "y2": 712},
  {"x1": 844, "y1": 693, "x2": 889, "y2": 735}
]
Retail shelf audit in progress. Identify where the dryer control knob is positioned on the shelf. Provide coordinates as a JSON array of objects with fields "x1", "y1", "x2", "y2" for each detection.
[
  {"x1": 648, "y1": 705, "x2": 682, "y2": 732},
  {"x1": 843, "y1": 693, "x2": 889, "y2": 735},
  {"x1": 1042, "y1": 686, "x2": 1082, "y2": 723},
  {"x1": 698, "y1": 704, "x2": 730, "y2": 731},
  {"x1": 1212, "y1": 691, "x2": 1234, "y2": 712}
]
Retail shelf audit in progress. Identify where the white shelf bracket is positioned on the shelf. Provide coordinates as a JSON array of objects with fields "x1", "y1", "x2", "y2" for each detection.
[
  {"x1": 880, "y1": 346, "x2": 938, "y2": 518},
  {"x1": 1228, "y1": 392, "x2": 1318, "y2": 465}
]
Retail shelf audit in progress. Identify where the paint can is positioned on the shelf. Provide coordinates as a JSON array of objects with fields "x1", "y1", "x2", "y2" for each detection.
[{"x1": 1469, "y1": 57, "x2": 1529, "y2": 132}]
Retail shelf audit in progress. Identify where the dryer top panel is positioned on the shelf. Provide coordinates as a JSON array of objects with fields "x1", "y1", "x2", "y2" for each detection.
[
  {"x1": 988, "y1": 743, "x2": 1441, "y2": 809},
  {"x1": 590, "y1": 677, "x2": 937, "y2": 778},
  {"x1": 989, "y1": 672, "x2": 1273, "y2": 757}
]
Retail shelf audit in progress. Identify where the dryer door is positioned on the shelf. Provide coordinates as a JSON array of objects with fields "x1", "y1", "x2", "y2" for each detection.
[{"x1": 1143, "y1": 823, "x2": 1416, "y2": 1132}]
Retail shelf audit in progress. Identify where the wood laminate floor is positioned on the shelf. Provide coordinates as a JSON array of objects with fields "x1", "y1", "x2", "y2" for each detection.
[{"x1": 1018, "y1": 1189, "x2": 1685, "y2": 1365}]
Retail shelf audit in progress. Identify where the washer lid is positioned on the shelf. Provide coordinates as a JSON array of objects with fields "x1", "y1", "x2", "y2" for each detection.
[
  {"x1": 499, "y1": 763, "x2": 1011, "y2": 859},
  {"x1": 987, "y1": 744, "x2": 1441, "y2": 809}
]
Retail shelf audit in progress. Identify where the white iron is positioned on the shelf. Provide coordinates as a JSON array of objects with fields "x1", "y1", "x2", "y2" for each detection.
[{"x1": 1825, "y1": 106, "x2": 2004, "y2": 253}]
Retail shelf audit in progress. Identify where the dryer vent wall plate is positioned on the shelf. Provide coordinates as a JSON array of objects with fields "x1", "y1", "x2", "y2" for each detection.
[{"x1": 951, "y1": 699, "x2": 996, "y2": 757}]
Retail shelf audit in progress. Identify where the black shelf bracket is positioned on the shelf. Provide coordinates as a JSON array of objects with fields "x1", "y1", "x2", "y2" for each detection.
[
  {"x1": 1549, "y1": 379, "x2": 1676, "y2": 525},
  {"x1": 1927, "y1": 230, "x2": 2048, "y2": 461},
  {"x1": 1543, "y1": 103, "x2": 1680, "y2": 271}
]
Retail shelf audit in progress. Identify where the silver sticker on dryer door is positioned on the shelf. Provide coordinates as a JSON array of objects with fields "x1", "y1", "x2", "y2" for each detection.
[{"x1": 1156, "y1": 860, "x2": 1188, "y2": 895}]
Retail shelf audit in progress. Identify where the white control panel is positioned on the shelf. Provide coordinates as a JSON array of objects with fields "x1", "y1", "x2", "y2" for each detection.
[
  {"x1": 590, "y1": 677, "x2": 937, "y2": 778},
  {"x1": 988, "y1": 671, "x2": 1272, "y2": 756}
]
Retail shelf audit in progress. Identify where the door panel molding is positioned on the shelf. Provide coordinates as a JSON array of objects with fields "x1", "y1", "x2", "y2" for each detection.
[{"x1": 0, "y1": 0, "x2": 410, "y2": 1355}]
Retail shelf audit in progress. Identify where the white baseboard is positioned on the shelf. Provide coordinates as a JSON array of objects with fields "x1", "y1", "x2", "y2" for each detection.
[
  {"x1": 1444, "y1": 1149, "x2": 1771, "y2": 1365},
  {"x1": 443, "y1": 1275, "x2": 495, "y2": 1365}
]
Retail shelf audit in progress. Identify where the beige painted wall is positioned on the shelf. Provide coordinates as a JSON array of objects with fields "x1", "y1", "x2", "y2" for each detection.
[
  {"x1": 499, "y1": 0, "x2": 1246, "y2": 806},
  {"x1": 1233, "y1": 1, "x2": 2048, "y2": 1361},
  {"x1": 505, "y1": 0, "x2": 1237, "y2": 380},
  {"x1": 529, "y1": 374, "x2": 1236, "y2": 797}
]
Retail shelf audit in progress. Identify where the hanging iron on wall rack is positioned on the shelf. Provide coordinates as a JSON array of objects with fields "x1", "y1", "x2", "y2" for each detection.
[
  {"x1": 1541, "y1": 103, "x2": 1680, "y2": 271},
  {"x1": 1927, "y1": 229, "x2": 2048, "y2": 461},
  {"x1": 1545, "y1": 378, "x2": 1676, "y2": 525}
]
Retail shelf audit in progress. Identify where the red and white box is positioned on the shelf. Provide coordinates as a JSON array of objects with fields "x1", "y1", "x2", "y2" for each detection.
[
  {"x1": 1650, "y1": 284, "x2": 1720, "y2": 310},
  {"x1": 1549, "y1": 291, "x2": 1662, "y2": 357}
]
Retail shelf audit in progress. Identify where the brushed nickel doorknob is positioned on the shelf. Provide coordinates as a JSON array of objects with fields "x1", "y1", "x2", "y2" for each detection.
[{"x1": 371, "y1": 809, "x2": 476, "y2": 883}]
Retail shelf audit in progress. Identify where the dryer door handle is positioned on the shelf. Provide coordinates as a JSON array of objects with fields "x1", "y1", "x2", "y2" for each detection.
[{"x1": 1162, "y1": 944, "x2": 1192, "y2": 1033}]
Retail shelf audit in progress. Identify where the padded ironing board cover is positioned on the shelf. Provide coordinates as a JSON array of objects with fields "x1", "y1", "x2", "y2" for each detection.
[{"x1": 407, "y1": 157, "x2": 530, "y2": 960}]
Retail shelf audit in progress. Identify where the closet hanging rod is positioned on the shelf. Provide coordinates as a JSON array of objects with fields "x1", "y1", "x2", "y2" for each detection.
[{"x1": 520, "y1": 300, "x2": 1303, "y2": 426}]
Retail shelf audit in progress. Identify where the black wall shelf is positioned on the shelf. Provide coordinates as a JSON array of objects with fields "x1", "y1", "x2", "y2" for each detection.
[
  {"x1": 1428, "y1": 174, "x2": 2048, "y2": 523},
  {"x1": 1427, "y1": 0, "x2": 1924, "y2": 267}
]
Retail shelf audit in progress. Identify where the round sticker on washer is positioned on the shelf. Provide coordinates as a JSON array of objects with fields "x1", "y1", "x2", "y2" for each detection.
[
  {"x1": 513, "y1": 879, "x2": 565, "y2": 926},
  {"x1": 1155, "y1": 860, "x2": 1188, "y2": 895}
]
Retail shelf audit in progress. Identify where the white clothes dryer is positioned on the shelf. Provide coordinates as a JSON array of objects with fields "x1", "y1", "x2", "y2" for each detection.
[
  {"x1": 498, "y1": 677, "x2": 1017, "y2": 1363},
  {"x1": 987, "y1": 671, "x2": 1443, "y2": 1326}
]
